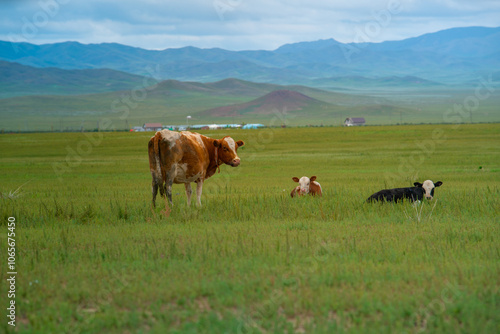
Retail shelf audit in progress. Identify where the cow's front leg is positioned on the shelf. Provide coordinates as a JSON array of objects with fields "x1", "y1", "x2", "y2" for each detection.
[
  {"x1": 185, "y1": 183, "x2": 193, "y2": 206},
  {"x1": 195, "y1": 180, "x2": 204, "y2": 207}
]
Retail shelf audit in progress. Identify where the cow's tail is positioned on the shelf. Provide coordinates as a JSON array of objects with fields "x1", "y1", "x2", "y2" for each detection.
[{"x1": 153, "y1": 132, "x2": 162, "y2": 185}]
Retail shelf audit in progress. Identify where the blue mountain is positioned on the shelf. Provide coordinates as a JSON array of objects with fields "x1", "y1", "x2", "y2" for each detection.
[{"x1": 1, "y1": 26, "x2": 498, "y2": 85}]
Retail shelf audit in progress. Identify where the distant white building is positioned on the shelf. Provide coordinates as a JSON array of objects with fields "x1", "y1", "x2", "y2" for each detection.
[
  {"x1": 222, "y1": 124, "x2": 242, "y2": 129},
  {"x1": 242, "y1": 123, "x2": 265, "y2": 129},
  {"x1": 135, "y1": 123, "x2": 245, "y2": 132},
  {"x1": 344, "y1": 118, "x2": 365, "y2": 126},
  {"x1": 192, "y1": 124, "x2": 242, "y2": 130},
  {"x1": 190, "y1": 124, "x2": 209, "y2": 130}
]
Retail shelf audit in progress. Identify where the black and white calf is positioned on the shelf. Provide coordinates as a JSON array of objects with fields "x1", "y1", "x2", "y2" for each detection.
[{"x1": 367, "y1": 180, "x2": 443, "y2": 203}]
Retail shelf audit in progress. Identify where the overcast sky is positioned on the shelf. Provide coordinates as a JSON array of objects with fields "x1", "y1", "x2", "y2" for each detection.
[{"x1": 1, "y1": 0, "x2": 499, "y2": 51}]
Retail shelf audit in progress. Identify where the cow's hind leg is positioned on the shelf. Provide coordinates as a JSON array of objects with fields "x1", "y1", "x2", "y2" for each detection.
[
  {"x1": 165, "y1": 179, "x2": 174, "y2": 205},
  {"x1": 185, "y1": 183, "x2": 193, "y2": 206},
  {"x1": 158, "y1": 182, "x2": 165, "y2": 197},
  {"x1": 152, "y1": 180, "x2": 159, "y2": 208},
  {"x1": 195, "y1": 180, "x2": 204, "y2": 207},
  {"x1": 162, "y1": 164, "x2": 177, "y2": 206}
]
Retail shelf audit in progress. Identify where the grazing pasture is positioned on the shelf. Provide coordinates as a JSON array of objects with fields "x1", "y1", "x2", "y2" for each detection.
[{"x1": 0, "y1": 124, "x2": 498, "y2": 333}]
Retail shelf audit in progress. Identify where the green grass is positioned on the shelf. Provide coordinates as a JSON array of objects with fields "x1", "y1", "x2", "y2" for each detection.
[{"x1": 0, "y1": 124, "x2": 499, "y2": 333}]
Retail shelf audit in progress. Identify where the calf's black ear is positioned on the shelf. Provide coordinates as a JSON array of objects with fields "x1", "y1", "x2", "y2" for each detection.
[
  {"x1": 236, "y1": 140, "x2": 244, "y2": 147},
  {"x1": 434, "y1": 181, "x2": 443, "y2": 187},
  {"x1": 414, "y1": 182, "x2": 423, "y2": 187},
  {"x1": 213, "y1": 140, "x2": 220, "y2": 148}
]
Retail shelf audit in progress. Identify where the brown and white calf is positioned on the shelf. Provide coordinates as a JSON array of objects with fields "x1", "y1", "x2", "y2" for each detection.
[
  {"x1": 148, "y1": 130, "x2": 244, "y2": 207},
  {"x1": 290, "y1": 176, "x2": 323, "y2": 197}
]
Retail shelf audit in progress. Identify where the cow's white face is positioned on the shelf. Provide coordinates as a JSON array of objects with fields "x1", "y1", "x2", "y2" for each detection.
[
  {"x1": 415, "y1": 180, "x2": 443, "y2": 199},
  {"x1": 215, "y1": 136, "x2": 244, "y2": 167}
]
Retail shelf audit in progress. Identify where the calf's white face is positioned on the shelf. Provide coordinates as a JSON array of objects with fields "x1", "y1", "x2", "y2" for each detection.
[
  {"x1": 292, "y1": 176, "x2": 317, "y2": 194},
  {"x1": 298, "y1": 176, "x2": 310, "y2": 194},
  {"x1": 415, "y1": 180, "x2": 443, "y2": 199}
]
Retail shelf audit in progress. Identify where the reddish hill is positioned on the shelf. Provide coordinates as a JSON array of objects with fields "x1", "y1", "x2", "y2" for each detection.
[{"x1": 201, "y1": 90, "x2": 330, "y2": 117}]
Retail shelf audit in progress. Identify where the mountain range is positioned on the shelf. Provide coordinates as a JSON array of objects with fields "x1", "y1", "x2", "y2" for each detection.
[
  {"x1": 1, "y1": 26, "x2": 499, "y2": 130},
  {"x1": 0, "y1": 60, "x2": 146, "y2": 97},
  {"x1": 1, "y1": 26, "x2": 499, "y2": 86}
]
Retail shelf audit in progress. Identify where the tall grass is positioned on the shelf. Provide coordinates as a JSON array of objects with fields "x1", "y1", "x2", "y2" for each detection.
[{"x1": 0, "y1": 124, "x2": 498, "y2": 333}]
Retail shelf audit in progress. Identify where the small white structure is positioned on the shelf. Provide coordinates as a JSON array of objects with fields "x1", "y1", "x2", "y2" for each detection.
[
  {"x1": 242, "y1": 123, "x2": 265, "y2": 129},
  {"x1": 344, "y1": 118, "x2": 365, "y2": 126},
  {"x1": 219, "y1": 124, "x2": 242, "y2": 129},
  {"x1": 190, "y1": 124, "x2": 208, "y2": 130}
]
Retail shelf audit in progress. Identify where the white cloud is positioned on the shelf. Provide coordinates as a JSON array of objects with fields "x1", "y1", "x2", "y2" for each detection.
[{"x1": 0, "y1": 0, "x2": 499, "y2": 50}]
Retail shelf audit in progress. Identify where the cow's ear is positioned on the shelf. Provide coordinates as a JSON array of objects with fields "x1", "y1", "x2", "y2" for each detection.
[
  {"x1": 236, "y1": 140, "x2": 244, "y2": 147},
  {"x1": 292, "y1": 177, "x2": 299, "y2": 182},
  {"x1": 310, "y1": 176, "x2": 317, "y2": 182},
  {"x1": 414, "y1": 182, "x2": 423, "y2": 187},
  {"x1": 434, "y1": 181, "x2": 443, "y2": 187},
  {"x1": 213, "y1": 140, "x2": 220, "y2": 148}
]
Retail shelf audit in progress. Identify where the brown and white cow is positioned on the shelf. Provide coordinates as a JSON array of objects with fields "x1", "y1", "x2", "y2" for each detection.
[
  {"x1": 290, "y1": 176, "x2": 323, "y2": 197},
  {"x1": 148, "y1": 130, "x2": 244, "y2": 207}
]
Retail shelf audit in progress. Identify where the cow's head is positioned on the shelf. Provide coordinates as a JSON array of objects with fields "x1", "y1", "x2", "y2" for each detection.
[
  {"x1": 292, "y1": 176, "x2": 316, "y2": 194},
  {"x1": 414, "y1": 180, "x2": 443, "y2": 200},
  {"x1": 214, "y1": 136, "x2": 244, "y2": 167}
]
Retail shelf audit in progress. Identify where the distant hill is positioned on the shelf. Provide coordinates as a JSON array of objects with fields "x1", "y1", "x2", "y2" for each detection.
[
  {"x1": 149, "y1": 78, "x2": 338, "y2": 99},
  {"x1": 0, "y1": 78, "x2": 354, "y2": 115},
  {"x1": 1, "y1": 26, "x2": 499, "y2": 85},
  {"x1": 311, "y1": 75, "x2": 443, "y2": 89},
  {"x1": 151, "y1": 78, "x2": 280, "y2": 97},
  {"x1": 201, "y1": 90, "x2": 331, "y2": 116},
  {"x1": 3, "y1": 78, "x2": 407, "y2": 131},
  {"x1": 3, "y1": 74, "x2": 498, "y2": 131},
  {"x1": 0, "y1": 60, "x2": 147, "y2": 97}
]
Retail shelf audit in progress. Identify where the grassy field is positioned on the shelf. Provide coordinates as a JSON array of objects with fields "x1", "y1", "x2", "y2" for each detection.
[{"x1": 0, "y1": 124, "x2": 499, "y2": 333}]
